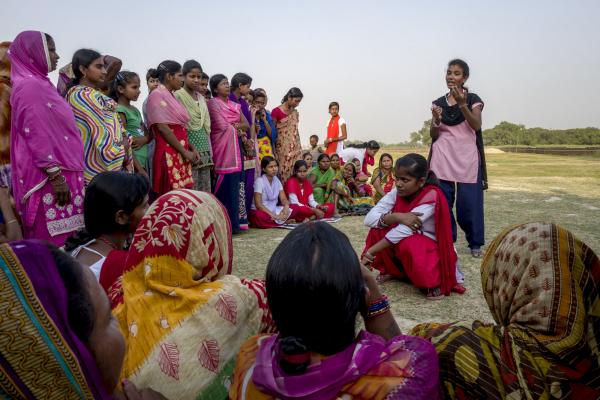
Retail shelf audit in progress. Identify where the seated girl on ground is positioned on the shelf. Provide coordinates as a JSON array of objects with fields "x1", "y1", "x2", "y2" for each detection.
[
  {"x1": 285, "y1": 160, "x2": 335, "y2": 221},
  {"x1": 250, "y1": 156, "x2": 299, "y2": 228},
  {"x1": 362, "y1": 153, "x2": 465, "y2": 299},
  {"x1": 64, "y1": 171, "x2": 149, "y2": 279},
  {"x1": 308, "y1": 153, "x2": 335, "y2": 204},
  {"x1": 352, "y1": 157, "x2": 374, "y2": 197},
  {"x1": 372, "y1": 152, "x2": 395, "y2": 204},
  {"x1": 229, "y1": 222, "x2": 441, "y2": 400},
  {"x1": 331, "y1": 162, "x2": 374, "y2": 215}
]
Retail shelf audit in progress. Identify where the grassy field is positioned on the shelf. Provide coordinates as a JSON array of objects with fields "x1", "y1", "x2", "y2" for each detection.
[{"x1": 231, "y1": 150, "x2": 600, "y2": 331}]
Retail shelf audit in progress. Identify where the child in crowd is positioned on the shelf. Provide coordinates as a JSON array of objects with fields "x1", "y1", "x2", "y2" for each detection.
[
  {"x1": 339, "y1": 140, "x2": 380, "y2": 177},
  {"x1": 285, "y1": 160, "x2": 334, "y2": 220},
  {"x1": 200, "y1": 72, "x2": 212, "y2": 101},
  {"x1": 65, "y1": 172, "x2": 149, "y2": 280},
  {"x1": 302, "y1": 152, "x2": 313, "y2": 172},
  {"x1": 175, "y1": 60, "x2": 213, "y2": 192},
  {"x1": 308, "y1": 153, "x2": 335, "y2": 204},
  {"x1": 362, "y1": 153, "x2": 465, "y2": 299},
  {"x1": 372, "y1": 153, "x2": 395, "y2": 203},
  {"x1": 331, "y1": 162, "x2": 374, "y2": 215},
  {"x1": 142, "y1": 68, "x2": 159, "y2": 122},
  {"x1": 308, "y1": 134, "x2": 323, "y2": 167},
  {"x1": 112, "y1": 71, "x2": 149, "y2": 179},
  {"x1": 249, "y1": 156, "x2": 299, "y2": 228},
  {"x1": 324, "y1": 101, "x2": 347, "y2": 154},
  {"x1": 253, "y1": 89, "x2": 277, "y2": 160},
  {"x1": 352, "y1": 158, "x2": 374, "y2": 197}
]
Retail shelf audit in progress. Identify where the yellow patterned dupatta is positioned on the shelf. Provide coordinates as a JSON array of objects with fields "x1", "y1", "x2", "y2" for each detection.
[
  {"x1": 412, "y1": 222, "x2": 600, "y2": 399},
  {"x1": 112, "y1": 190, "x2": 267, "y2": 399},
  {"x1": 0, "y1": 240, "x2": 110, "y2": 399}
]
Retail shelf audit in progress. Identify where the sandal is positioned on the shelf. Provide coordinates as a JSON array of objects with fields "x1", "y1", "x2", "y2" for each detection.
[
  {"x1": 426, "y1": 287, "x2": 444, "y2": 301},
  {"x1": 452, "y1": 284, "x2": 467, "y2": 295},
  {"x1": 470, "y1": 248, "x2": 483, "y2": 258}
]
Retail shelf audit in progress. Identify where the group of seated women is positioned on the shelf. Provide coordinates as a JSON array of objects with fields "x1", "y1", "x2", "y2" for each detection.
[{"x1": 2, "y1": 203, "x2": 598, "y2": 399}]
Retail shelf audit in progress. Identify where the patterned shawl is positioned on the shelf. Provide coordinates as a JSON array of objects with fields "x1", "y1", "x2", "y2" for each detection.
[
  {"x1": 146, "y1": 84, "x2": 190, "y2": 128},
  {"x1": 104, "y1": 190, "x2": 267, "y2": 399},
  {"x1": 0, "y1": 240, "x2": 110, "y2": 399},
  {"x1": 412, "y1": 222, "x2": 600, "y2": 399},
  {"x1": 230, "y1": 331, "x2": 441, "y2": 400}
]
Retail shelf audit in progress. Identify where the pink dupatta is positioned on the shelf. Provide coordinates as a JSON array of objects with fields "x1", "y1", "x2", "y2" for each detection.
[
  {"x1": 146, "y1": 84, "x2": 190, "y2": 127},
  {"x1": 207, "y1": 97, "x2": 242, "y2": 174}
]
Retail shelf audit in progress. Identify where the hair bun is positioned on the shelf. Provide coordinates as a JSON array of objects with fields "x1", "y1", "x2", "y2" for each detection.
[
  {"x1": 278, "y1": 336, "x2": 310, "y2": 375},
  {"x1": 280, "y1": 336, "x2": 308, "y2": 355}
]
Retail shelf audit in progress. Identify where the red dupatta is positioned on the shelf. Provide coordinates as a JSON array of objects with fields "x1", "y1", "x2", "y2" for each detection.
[
  {"x1": 325, "y1": 116, "x2": 340, "y2": 154},
  {"x1": 284, "y1": 176, "x2": 313, "y2": 206},
  {"x1": 392, "y1": 185, "x2": 457, "y2": 295}
]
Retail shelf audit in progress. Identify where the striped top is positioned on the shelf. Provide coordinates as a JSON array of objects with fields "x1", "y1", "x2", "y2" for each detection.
[{"x1": 67, "y1": 85, "x2": 125, "y2": 184}]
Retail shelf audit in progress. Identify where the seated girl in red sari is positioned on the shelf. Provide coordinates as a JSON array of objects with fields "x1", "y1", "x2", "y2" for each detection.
[
  {"x1": 285, "y1": 160, "x2": 334, "y2": 221},
  {"x1": 362, "y1": 153, "x2": 465, "y2": 300},
  {"x1": 249, "y1": 156, "x2": 300, "y2": 228}
]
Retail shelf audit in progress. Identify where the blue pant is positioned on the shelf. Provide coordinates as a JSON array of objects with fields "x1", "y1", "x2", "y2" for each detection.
[{"x1": 438, "y1": 170, "x2": 485, "y2": 249}]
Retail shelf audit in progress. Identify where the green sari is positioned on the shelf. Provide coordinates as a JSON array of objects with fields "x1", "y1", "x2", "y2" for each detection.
[
  {"x1": 309, "y1": 167, "x2": 335, "y2": 204},
  {"x1": 333, "y1": 176, "x2": 374, "y2": 213}
]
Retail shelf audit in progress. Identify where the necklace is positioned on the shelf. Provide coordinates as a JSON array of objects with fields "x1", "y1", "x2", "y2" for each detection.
[{"x1": 97, "y1": 236, "x2": 119, "y2": 250}]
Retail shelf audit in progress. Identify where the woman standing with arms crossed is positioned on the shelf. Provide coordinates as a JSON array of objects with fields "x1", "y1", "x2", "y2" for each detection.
[
  {"x1": 272, "y1": 87, "x2": 303, "y2": 182},
  {"x1": 429, "y1": 59, "x2": 486, "y2": 258},
  {"x1": 10, "y1": 31, "x2": 85, "y2": 245},
  {"x1": 208, "y1": 74, "x2": 249, "y2": 233}
]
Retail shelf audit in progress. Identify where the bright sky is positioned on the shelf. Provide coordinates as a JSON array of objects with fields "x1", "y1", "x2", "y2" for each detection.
[{"x1": 3, "y1": 0, "x2": 600, "y2": 145}]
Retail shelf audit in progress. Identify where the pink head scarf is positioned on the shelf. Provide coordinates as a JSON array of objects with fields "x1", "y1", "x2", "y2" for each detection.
[{"x1": 9, "y1": 31, "x2": 84, "y2": 222}]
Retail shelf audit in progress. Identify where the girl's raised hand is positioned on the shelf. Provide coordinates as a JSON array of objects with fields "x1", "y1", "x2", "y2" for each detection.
[{"x1": 450, "y1": 87, "x2": 467, "y2": 106}]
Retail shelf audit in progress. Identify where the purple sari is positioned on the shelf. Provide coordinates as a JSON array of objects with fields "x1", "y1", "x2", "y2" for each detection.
[
  {"x1": 0, "y1": 240, "x2": 110, "y2": 398},
  {"x1": 9, "y1": 31, "x2": 85, "y2": 245}
]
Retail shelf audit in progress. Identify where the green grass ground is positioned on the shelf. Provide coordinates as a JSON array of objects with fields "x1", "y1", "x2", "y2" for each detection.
[{"x1": 232, "y1": 150, "x2": 600, "y2": 332}]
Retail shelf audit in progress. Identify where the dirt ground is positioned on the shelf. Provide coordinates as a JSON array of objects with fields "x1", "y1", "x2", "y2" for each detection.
[{"x1": 231, "y1": 151, "x2": 600, "y2": 332}]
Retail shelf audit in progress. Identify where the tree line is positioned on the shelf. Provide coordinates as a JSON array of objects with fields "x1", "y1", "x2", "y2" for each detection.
[{"x1": 378, "y1": 121, "x2": 600, "y2": 147}]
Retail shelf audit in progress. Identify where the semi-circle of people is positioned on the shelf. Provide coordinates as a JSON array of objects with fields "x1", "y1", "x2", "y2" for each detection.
[{"x1": 0, "y1": 30, "x2": 598, "y2": 399}]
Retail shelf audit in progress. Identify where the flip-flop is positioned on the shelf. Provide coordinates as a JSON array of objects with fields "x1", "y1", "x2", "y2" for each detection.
[
  {"x1": 452, "y1": 284, "x2": 467, "y2": 294},
  {"x1": 471, "y1": 248, "x2": 483, "y2": 258}
]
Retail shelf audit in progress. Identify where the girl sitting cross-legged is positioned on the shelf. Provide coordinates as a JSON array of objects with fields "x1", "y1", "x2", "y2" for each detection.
[
  {"x1": 249, "y1": 156, "x2": 300, "y2": 228},
  {"x1": 362, "y1": 153, "x2": 465, "y2": 299},
  {"x1": 285, "y1": 160, "x2": 335, "y2": 221}
]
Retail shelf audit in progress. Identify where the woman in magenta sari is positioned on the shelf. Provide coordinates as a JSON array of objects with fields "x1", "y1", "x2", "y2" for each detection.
[{"x1": 9, "y1": 31, "x2": 85, "y2": 246}]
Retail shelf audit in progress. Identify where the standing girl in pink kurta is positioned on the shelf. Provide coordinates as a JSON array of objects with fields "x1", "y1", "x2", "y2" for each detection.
[
  {"x1": 429, "y1": 59, "x2": 486, "y2": 258},
  {"x1": 9, "y1": 31, "x2": 85, "y2": 246}
]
